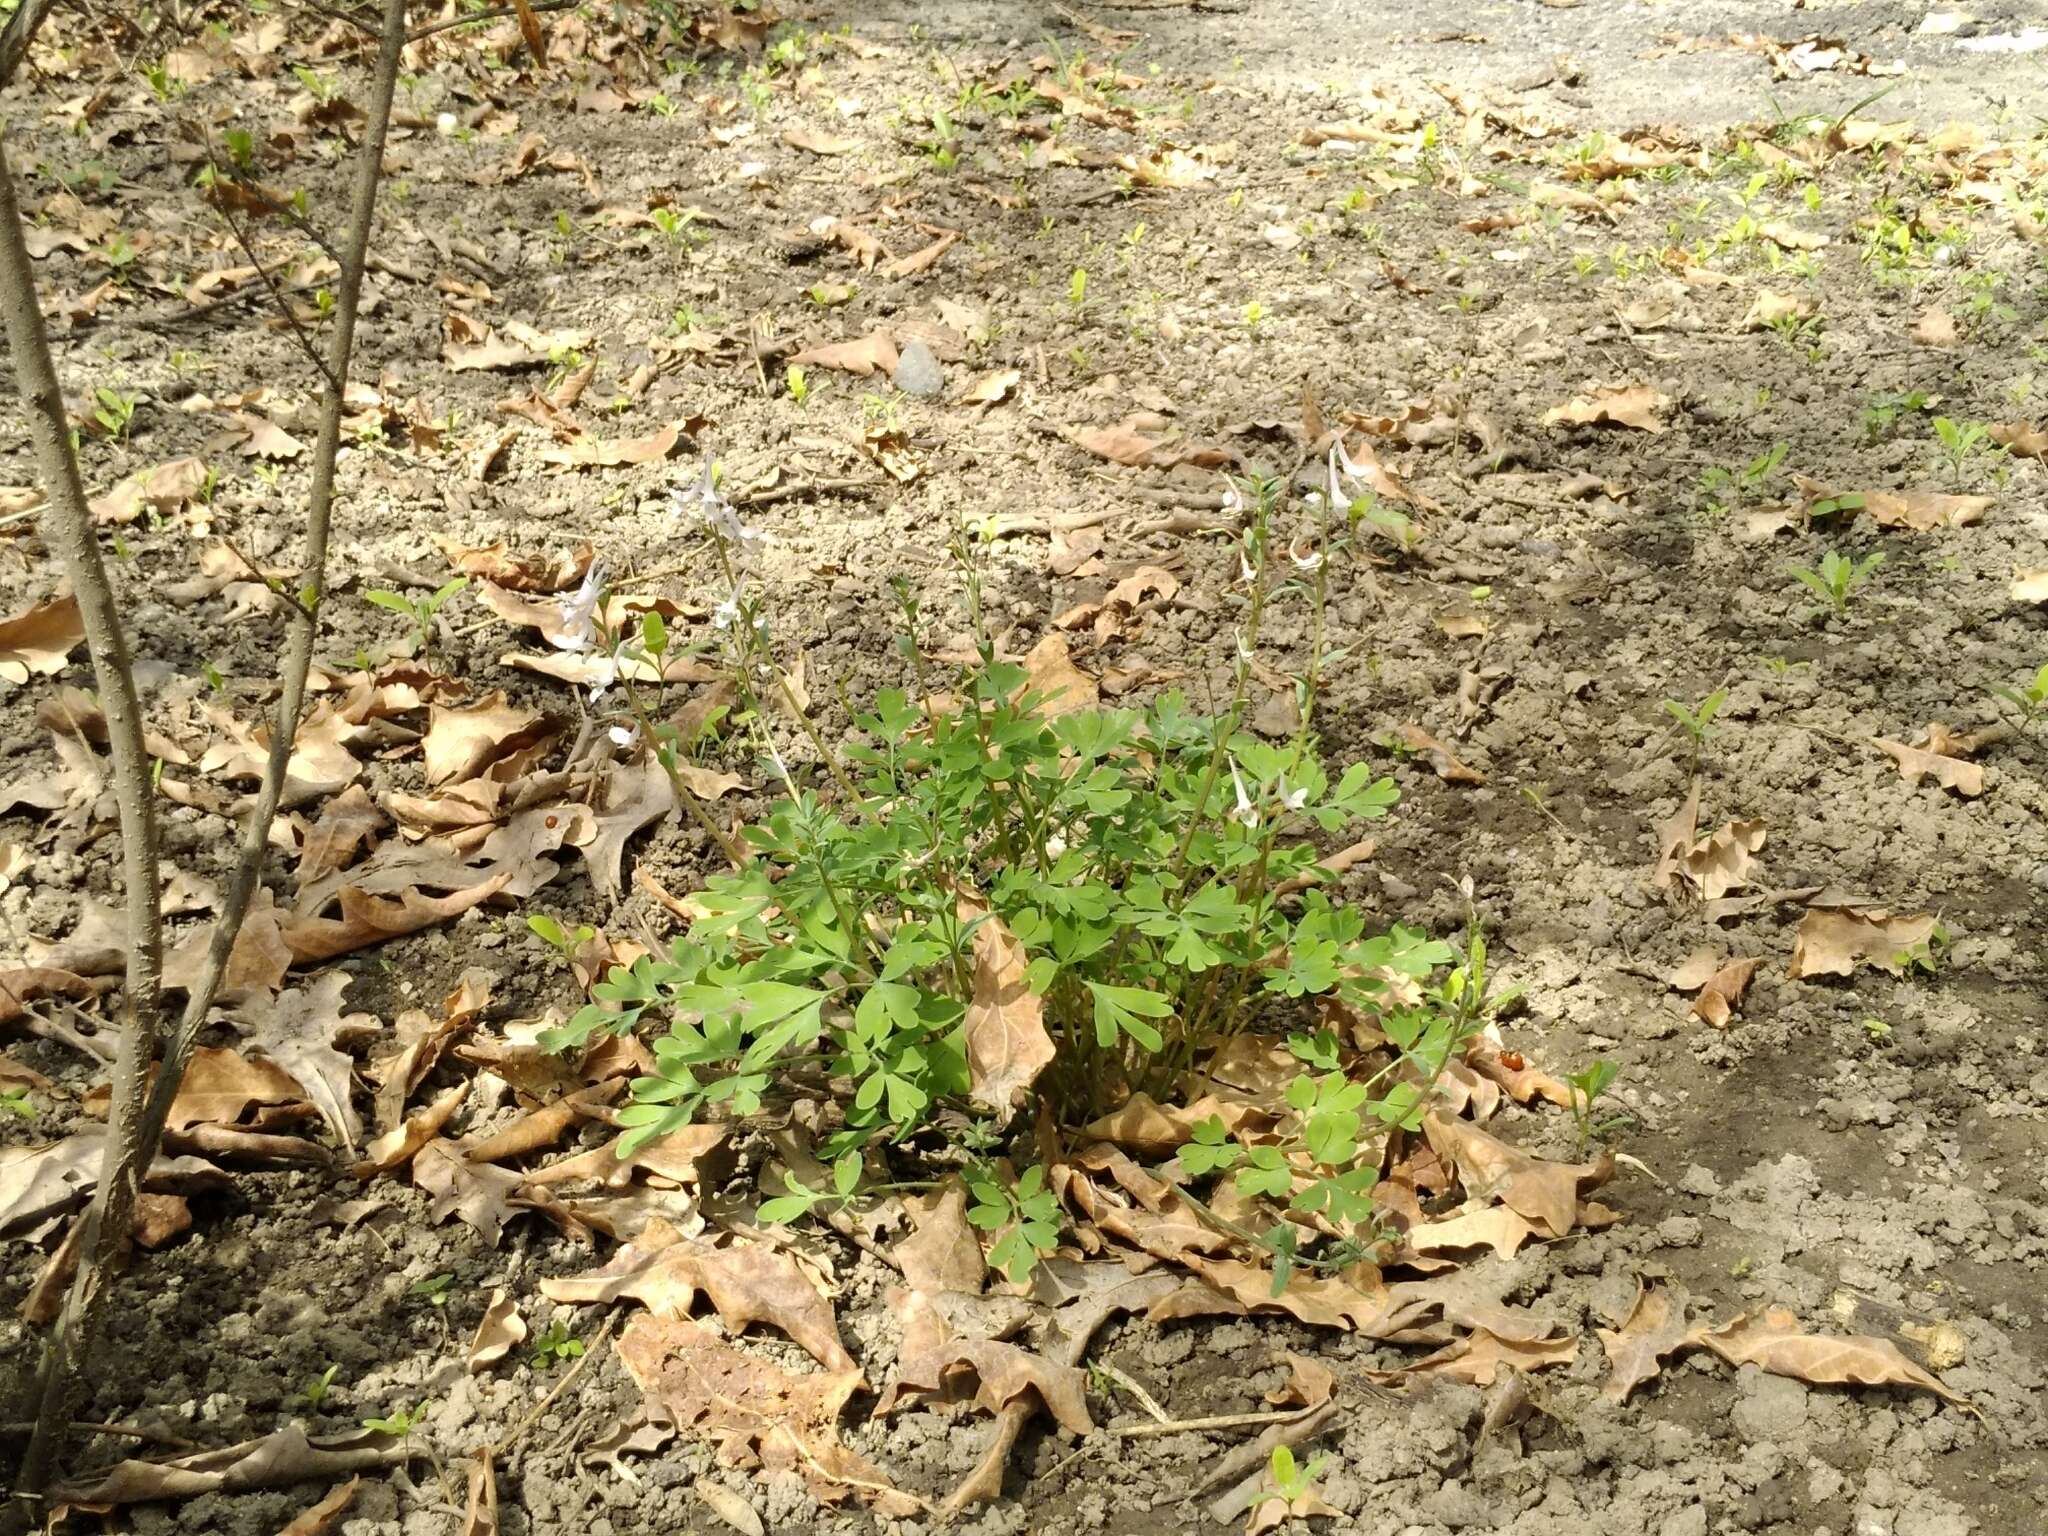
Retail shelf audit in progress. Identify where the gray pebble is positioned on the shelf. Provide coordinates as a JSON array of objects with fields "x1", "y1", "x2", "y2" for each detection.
[{"x1": 892, "y1": 340, "x2": 944, "y2": 397}]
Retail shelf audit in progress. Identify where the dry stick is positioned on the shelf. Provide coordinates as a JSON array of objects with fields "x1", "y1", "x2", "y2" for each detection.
[
  {"x1": 406, "y1": 0, "x2": 578, "y2": 43},
  {"x1": 9, "y1": 0, "x2": 413, "y2": 1511}
]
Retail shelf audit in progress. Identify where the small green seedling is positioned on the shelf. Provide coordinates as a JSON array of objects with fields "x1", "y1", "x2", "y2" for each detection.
[
  {"x1": 1565, "y1": 1058, "x2": 1622, "y2": 1156},
  {"x1": 1, "y1": 1088, "x2": 35, "y2": 1121},
  {"x1": 1068, "y1": 266, "x2": 1088, "y2": 311},
  {"x1": 1861, "y1": 1016, "x2": 1894, "y2": 1043},
  {"x1": 293, "y1": 1364, "x2": 340, "y2": 1411},
  {"x1": 363, "y1": 577, "x2": 466, "y2": 655},
  {"x1": 1242, "y1": 299, "x2": 1267, "y2": 332},
  {"x1": 362, "y1": 1401, "x2": 426, "y2": 1437},
  {"x1": 1860, "y1": 389, "x2": 1931, "y2": 441},
  {"x1": 1892, "y1": 923, "x2": 1949, "y2": 977},
  {"x1": 1697, "y1": 442, "x2": 1786, "y2": 514},
  {"x1": 1661, "y1": 688, "x2": 1728, "y2": 761},
  {"x1": 1255, "y1": 1445, "x2": 1333, "y2": 1519},
  {"x1": 529, "y1": 1319, "x2": 585, "y2": 1370},
  {"x1": 649, "y1": 205, "x2": 698, "y2": 249},
  {"x1": 785, "y1": 364, "x2": 811, "y2": 406},
  {"x1": 1787, "y1": 549, "x2": 1882, "y2": 617},
  {"x1": 1930, "y1": 416, "x2": 1992, "y2": 483},
  {"x1": 93, "y1": 386, "x2": 140, "y2": 441},
  {"x1": 410, "y1": 1273, "x2": 456, "y2": 1308},
  {"x1": 528, "y1": 913, "x2": 597, "y2": 956},
  {"x1": 1986, "y1": 662, "x2": 2048, "y2": 734}
]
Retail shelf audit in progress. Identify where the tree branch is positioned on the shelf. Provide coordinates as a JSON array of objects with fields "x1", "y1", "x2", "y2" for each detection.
[
  {"x1": 6, "y1": 0, "x2": 413, "y2": 1513},
  {"x1": 0, "y1": 109, "x2": 167, "y2": 1292},
  {"x1": 0, "y1": 0, "x2": 64, "y2": 92}
]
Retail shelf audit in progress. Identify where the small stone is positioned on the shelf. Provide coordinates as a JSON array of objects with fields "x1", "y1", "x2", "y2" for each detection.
[
  {"x1": 892, "y1": 340, "x2": 944, "y2": 397},
  {"x1": 1655, "y1": 1215, "x2": 1703, "y2": 1249},
  {"x1": 1659, "y1": 1507, "x2": 1708, "y2": 1536}
]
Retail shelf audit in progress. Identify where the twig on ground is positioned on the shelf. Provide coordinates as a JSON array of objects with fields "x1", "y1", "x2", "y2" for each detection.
[
  {"x1": 499, "y1": 1308, "x2": 618, "y2": 1464},
  {"x1": 406, "y1": 0, "x2": 578, "y2": 43},
  {"x1": 1120, "y1": 1405, "x2": 1318, "y2": 1438},
  {"x1": 1097, "y1": 1362, "x2": 1170, "y2": 1424},
  {"x1": 22, "y1": 1007, "x2": 116, "y2": 1064},
  {"x1": 735, "y1": 475, "x2": 888, "y2": 508}
]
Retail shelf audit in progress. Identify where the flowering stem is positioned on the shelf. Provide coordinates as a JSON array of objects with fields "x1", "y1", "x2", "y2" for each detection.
[{"x1": 616, "y1": 671, "x2": 747, "y2": 868}]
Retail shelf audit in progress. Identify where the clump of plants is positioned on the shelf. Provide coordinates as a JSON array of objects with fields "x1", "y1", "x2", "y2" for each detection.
[{"x1": 542, "y1": 459, "x2": 1518, "y2": 1285}]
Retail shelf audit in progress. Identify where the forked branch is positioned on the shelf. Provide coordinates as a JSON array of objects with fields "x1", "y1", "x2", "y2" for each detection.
[{"x1": 2, "y1": 0, "x2": 413, "y2": 1515}]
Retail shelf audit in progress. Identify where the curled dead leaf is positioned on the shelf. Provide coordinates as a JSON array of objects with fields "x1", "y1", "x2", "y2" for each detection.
[
  {"x1": 1873, "y1": 734, "x2": 1984, "y2": 797},
  {"x1": 1988, "y1": 420, "x2": 2046, "y2": 460},
  {"x1": 539, "y1": 421, "x2": 685, "y2": 470},
  {"x1": 1911, "y1": 307, "x2": 1958, "y2": 348},
  {"x1": 1542, "y1": 384, "x2": 1670, "y2": 434},
  {"x1": 1422, "y1": 1111, "x2": 1612, "y2": 1238},
  {"x1": 431, "y1": 535, "x2": 593, "y2": 593},
  {"x1": 1598, "y1": 1279, "x2": 1697, "y2": 1401},
  {"x1": 1668, "y1": 949, "x2": 1761, "y2": 1028},
  {"x1": 1693, "y1": 1304, "x2": 1967, "y2": 1405},
  {"x1": 616, "y1": 1315, "x2": 915, "y2": 1514},
  {"x1": 895, "y1": 1179, "x2": 987, "y2": 1294},
  {"x1": 1394, "y1": 724, "x2": 1485, "y2": 784},
  {"x1": 1016, "y1": 633, "x2": 1099, "y2": 718},
  {"x1": 542, "y1": 1221, "x2": 855, "y2": 1371},
  {"x1": 961, "y1": 368, "x2": 1021, "y2": 412},
  {"x1": 1410, "y1": 1326, "x2": 1578, "y2": 1385},
  {"x1": 1652, "y1": 787, "x2": 1765, "y2": 903},
  {"x1": 957, "y1": 889, "x2": 1056, "y2": 1114},
  {"x1": 1741, "y1": 290, "x2": 1812, "y2": 330},
  {"x1": 788, "y1": 332, "x2": 898, "y2": 376},
  {"x1": 1788, "y1": 903, "x2": 1939, "y2": 980},
  {"x1": 467, "y1": 1289, "x2": 528, "y2": 1372},
  {"x1": 50, "y1": 1426, "x2": 407, "y2": 1507},
  {"x1": 0, "y1": 595, "x2": 85, "y2": 688}
]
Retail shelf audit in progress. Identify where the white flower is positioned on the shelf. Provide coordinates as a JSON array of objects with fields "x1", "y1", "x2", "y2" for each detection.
[
  {"x1": 608, "y1": 722, "x2": 640, "y2": 750},
  {"x1": 1329, "y1": 436, "x2": 1376, "y2": 510},
  {"x1": 1277, "y1": 774, "x2": 1309, "y2": 813},
  {"x1": 672, "y1": 458, "x2": 762, "y2": 560},
  {"x1": 435, "y1": 112, "x2": 457, "y2": 136},
  {"x1": 1229, "y1": 757, "x2": 1259, "y2": 828},
  {"x1": 556, "y1": 559, "x2": 606, "y2": 653},
  {"x1": 712, "y1": 595, "x2": 742, "y2": 631},
  {"x1": 1221, "y1": 479, "x2": 1247, "y2": 520},
  {"x1": 586, "y1": 648, "x2": 622, "y2": 706},
  {"x1": 1289, "y1": 537, "x2": 1325, "y2": 573}
]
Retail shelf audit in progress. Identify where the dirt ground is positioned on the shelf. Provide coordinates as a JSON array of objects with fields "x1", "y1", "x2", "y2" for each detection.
[{"x1": 2, "y1": 2, "x2": 2046, "y2": 1534}]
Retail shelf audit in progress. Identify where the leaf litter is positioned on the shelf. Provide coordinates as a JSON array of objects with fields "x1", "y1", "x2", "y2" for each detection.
[{"x1": 0, "y1": 5, "x2": 2020, "y2": 1530}]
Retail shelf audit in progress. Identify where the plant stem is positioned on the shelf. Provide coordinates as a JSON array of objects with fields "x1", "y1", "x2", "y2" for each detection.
[
  {"x1": 9, "y1": 0, "x2": 412, "y2": 1508},
  {"x1": 616, "y1": 670, "x2": 747, "y2": 867}
]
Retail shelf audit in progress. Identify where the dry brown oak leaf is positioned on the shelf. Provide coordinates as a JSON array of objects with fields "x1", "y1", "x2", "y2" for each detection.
[
  {"x1": 542, "y1": 1218, "x2": 856, "y2": 1372},
  {"x1": 617, "y1": 1314, "x2": 919, "y2": 1515}
]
